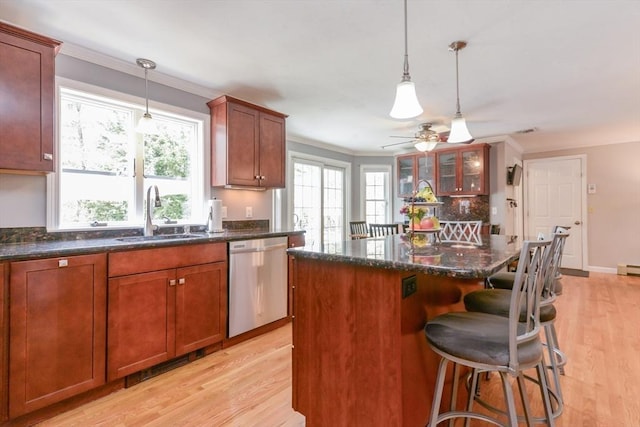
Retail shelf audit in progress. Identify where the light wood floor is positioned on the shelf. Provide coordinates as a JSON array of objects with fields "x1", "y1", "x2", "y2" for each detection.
[{"x1": 37, "y1": 272, "x2": 640, "y2": 426}]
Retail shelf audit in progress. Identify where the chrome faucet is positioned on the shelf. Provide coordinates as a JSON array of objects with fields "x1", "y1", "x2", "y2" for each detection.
[{"x1": 144, "y1": 185, "x2": 162, "y2": 236}]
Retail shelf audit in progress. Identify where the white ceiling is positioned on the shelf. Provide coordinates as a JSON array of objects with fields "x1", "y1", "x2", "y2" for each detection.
[{"x1": 2, "y1": 0, "x2": 639, "y2": 155}]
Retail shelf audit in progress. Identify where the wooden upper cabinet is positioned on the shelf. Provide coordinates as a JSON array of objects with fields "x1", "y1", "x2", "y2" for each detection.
[
  {"x1": 397, "y1": 153, "x2": 436, "y2": 197},
  {"x1": 208, "y1": 95, "x2": 287, "y2": 189},
  {"x1": 9, "y1": 254, "x2": 106, "y2": 418},
  {"x1": 0, "y1": 23, "x2": 61, "y2": 173},
  {"x1": 436, "y1": 143, "x2": 490, "y2": 196}
]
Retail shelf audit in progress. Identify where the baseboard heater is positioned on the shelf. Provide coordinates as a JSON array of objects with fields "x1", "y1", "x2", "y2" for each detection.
[{"x1": 617, "y1": 263, "x2": 640, "y2": 276}]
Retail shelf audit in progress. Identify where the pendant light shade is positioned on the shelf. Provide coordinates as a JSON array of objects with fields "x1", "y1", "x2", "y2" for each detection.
[
  {"x1": 389, "y1": 0, "x2": 423, "y2": 119},
  {"x1": 447, "y1": 41, "x2": 474, "y2": 144},
  {"x1": 135, "y1": 58, "x2": 158, "y2": 134},
  {"x1": 448, "y1": 113, "x2": 473, "y2": 143},
  {"x1": 391, "y1": 80, "x2": 423, "y2": 119}
]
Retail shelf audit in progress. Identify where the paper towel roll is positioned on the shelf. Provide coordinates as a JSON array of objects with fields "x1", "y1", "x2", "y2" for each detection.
[{"x1": 208, "y1": 199, "x2": 224, "y2": 233}]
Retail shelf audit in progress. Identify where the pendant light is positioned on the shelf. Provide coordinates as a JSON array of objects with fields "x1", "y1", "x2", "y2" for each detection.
[
  {"x1": 389, "y1": 0, "x2": 423, "y2": 119},
  {"x1": 447, "y1": 41, "x2": 474, "y2": 144},
  {"x1": 135, "y1": 58, "x2": 158, "y2": 134}
]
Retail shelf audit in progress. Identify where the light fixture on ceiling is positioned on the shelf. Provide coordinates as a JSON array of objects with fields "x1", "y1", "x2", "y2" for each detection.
[
  {"x1": 447, "y1": 41, "x2": 474, "y2": 144},
  {"x1": 389, "y1": 0, "x2": 423, "y2": 119},
  {"x1": 135, "y1": 58, "x2": 158, "y2": 134},
  {"x1": 413, "y1": 123, "x2": 440, "y2": 152}
]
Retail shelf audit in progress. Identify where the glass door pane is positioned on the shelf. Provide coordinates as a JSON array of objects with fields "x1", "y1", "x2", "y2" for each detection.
[
  {"x1": 437, "y1": 152, "x2": 457, "y2": 194},
  {"x1": 417, "y1": 154, "x2": 435, "y2": 190},
  {"x1": 293, "y1": 161, "x2": 322, "y2": 248},
  {"x1": 462, "y1": 149, "x2": 482, "y2": 193}
]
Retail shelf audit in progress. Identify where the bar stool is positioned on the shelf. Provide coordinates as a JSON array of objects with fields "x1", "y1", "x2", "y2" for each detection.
[
  {"x1": 424, "y1": 239, "x2": 555, "y2": 427},
  {"x1": 464, "y1": 230, "x2": 569, "y2": 420}
]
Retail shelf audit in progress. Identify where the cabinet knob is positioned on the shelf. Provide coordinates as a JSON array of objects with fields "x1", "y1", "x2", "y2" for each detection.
[
  {"x1": 169, "y1": 279, "x2": 176, "y2": 286},
  {"x1": 43, "y1": 153, "x2": 53, "y2": 161},
  {"x1": 178, "y1": 278, "x2": 186, "y2": 285}
]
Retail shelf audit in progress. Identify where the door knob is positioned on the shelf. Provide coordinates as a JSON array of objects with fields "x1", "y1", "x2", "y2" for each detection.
[{"x1": 574, "y1": 220, "x2": 581, "y2": 225}]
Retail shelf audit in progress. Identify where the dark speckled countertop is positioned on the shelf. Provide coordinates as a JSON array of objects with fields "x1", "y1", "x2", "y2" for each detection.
[
  {"x1": 0, "y1": 229, "x2": 304, "y2": 262},
  {"x1": 287, "y1": 233, "x2": 521, "y2": 279}
]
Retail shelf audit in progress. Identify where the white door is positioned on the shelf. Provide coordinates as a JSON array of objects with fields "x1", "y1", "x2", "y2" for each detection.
[{"x1": 524, "y1": 156, "x2": 586, "y2": 270}]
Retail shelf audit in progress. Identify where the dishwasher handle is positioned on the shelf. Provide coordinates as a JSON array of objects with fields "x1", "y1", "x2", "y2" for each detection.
[{"x1": 229, "y1": 242, "x2": 288, "y2": 255}]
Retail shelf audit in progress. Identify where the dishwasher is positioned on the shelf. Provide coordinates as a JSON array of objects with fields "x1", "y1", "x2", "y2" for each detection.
[{"x1": 228, "y1": 236, "x2": 288, "y2": 338}]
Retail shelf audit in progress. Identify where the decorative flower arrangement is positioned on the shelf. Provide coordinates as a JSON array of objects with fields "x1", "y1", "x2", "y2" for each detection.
[{"x1": 399, "y1": 205, "x2": 427, "y2": 221}]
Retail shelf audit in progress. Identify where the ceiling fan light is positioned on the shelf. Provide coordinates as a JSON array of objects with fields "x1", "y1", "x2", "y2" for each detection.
[
  {"x1": 136, "y1": 112, "x2": 158, "y2": 134},
  {"x1": 414, "y1": 139, "x2": 438, "y2": 152},
  {"x1": 448, "y1": 114, "x2": 474, "y2": 144},
  {"x1": 390, "y1": 80, "x2": 423, "y2": 119}
]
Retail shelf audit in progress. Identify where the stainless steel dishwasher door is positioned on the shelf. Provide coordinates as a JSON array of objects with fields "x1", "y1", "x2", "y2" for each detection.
[{"x1": 228, "y1": 236, "x2": 288, "y2": 338}]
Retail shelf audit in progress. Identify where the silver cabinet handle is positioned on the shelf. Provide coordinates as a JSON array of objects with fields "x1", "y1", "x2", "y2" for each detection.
[
  {"x1": 43, "y1": 153, "x2": 53, "y2": 161},
  {"x1": 169, "y1": 279, "x2": 176, "y2": 286},
  {"x1": 178, "y1": 278, "x2": 186, "y2": 285}
]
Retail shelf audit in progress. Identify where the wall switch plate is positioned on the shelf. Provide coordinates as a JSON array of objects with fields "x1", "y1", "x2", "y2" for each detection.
[
  {"x1": 588, "y1": 183, "x2": 597, "y2": 194},
  {"x1": 245, "y1": 206, "x2": 253, "y2": 218},
  {"x1": 491, "y1": 207, "x2": 498, "y2": 215}
]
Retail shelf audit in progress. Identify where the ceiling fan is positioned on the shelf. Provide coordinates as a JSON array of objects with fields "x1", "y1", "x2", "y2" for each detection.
[{"x1": 382, "y1": 123, "x2": 449, "y2": 151}]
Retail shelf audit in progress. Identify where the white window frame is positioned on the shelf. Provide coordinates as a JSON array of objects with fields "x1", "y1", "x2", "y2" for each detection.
[
  {"x1": 360, "y1": 164, "x2": 392, "y2": 223},
  {"x1": 47, "y1": 77, "x2": 210, "y2": 231}
]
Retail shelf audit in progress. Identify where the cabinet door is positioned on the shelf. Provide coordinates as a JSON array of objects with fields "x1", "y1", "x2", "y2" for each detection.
[
  {"x1": 417, "y1": 154, "x2": 436, "y2": 191},
  {"x1": 436, "y1": 151, "x2": 458, "y2": 195},
  {"x1": 460, "y1": 147, "x2": 488, "y2": 194},
  {"x1": 0, "y1": 263, "x2": 6, "y2": 423},
  {"x1": 259, "y1": 112, "x2": 286, "y2": 188},
  {"x1": 9, "y1": 254, "x2": 106, "y2": 417},
  {"x1": 175, "y1": 262, "x2": 227, "y2": 355},
  {"x1": 226, "y1": 102, "x2": 260, "y2": 186},
  {"x1": 107, "y1": 269, "x2": 176, "y2": 380},
  {"x1": 0, "y1": 27, "x2": 57, "y2": 172},
  {"x1": 397, "y1": 155, "x2": 417, "y2": 197}
]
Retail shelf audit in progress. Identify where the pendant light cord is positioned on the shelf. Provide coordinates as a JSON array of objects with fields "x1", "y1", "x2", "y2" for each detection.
[
  {"x1": 455, "y1": 48, "x2": 461, "y2": 115},
  {"x1": 402, "y1": 0, "x2": 410, "y2": 80},
  {"x1": 144, "y1": 67, "x2": 150, "y2": 115}
]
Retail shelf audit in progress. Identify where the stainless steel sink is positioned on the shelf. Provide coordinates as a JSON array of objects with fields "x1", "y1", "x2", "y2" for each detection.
[{"x1": 116, "y1": 234, "x2": 203, "y2": 242}]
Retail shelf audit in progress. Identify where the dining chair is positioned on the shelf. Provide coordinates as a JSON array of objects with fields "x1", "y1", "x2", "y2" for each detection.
[
  {"x1": 425, "y1": 239, "x2": 556, "y2": 427},
  {"x1": 349, "y1": 221, "x2": 369, "y2": 239},
  {"x1": 368, "y1": 223, "x2": 400, "y2": 237},
  {"x1": 439, "y1": 220, "x2": 482, "y2": 242}
]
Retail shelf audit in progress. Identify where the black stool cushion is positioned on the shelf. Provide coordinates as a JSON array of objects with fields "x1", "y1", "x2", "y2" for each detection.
[
  {"x1": 464, "y1": 289, "x2": 557, "y2": 323},
  {"x1": 486, "y1": 271, "x2": 515, "y2": 289},
  {"x1": 425, "y1": 312, "x2": 542, "y2": 367}
]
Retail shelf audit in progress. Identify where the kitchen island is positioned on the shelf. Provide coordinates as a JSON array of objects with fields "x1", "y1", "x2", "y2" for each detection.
[{"x1": 287, "y1": 233, "x2": 521, "y2": 427}]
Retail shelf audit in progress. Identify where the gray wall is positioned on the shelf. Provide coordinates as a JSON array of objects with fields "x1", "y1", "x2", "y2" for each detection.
[{"x1": 523, "y1": 141, "x2": 640, "y2": 270}]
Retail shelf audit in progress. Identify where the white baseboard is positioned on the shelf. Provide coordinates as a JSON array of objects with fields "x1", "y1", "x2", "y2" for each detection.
[{"x1": 588, "y1": 266, "x2": 617, "y2": 274}]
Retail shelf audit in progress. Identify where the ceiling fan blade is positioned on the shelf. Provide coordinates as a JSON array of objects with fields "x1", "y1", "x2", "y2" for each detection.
[
  {"x1": 389, "y1": 135, "x2": 416, "y2": 139},
  {"x1": 381, "y1": 139, "x2": 417, "y2": 149}
]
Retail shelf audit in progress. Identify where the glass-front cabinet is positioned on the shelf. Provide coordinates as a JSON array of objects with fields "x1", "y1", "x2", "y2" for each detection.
[
  {"x1": 397, "y1": 153, "x2": 435, "y2": 197},
  {"x1": 436, "y1": 144, "x2": 490, "y2": 196}
]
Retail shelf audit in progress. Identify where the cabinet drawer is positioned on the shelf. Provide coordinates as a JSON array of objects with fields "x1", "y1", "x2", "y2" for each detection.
[{"x1": 108, "y1": 243, "x2": 226, "y2": 277}]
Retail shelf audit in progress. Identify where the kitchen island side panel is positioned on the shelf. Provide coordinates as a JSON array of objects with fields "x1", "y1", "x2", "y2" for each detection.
[{"x1": 292, "y1": 257, "x2": 484, "y2": 426}]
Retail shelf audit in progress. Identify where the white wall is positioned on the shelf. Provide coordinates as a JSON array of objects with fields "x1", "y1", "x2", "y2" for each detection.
[{"x1": 0, "y1": 174, "x2": 47, "y2": 227}]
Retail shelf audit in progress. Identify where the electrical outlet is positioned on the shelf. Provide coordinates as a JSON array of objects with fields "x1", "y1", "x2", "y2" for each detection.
[
  {"x1": 401, "y1": 276, "x2": 417, "y2": 299},
  {"x1": 221, "y1": 206, "x2": 227, "y2": 218},
  {"x1": 245, "y1": 207, "x2": 253, "y2": 218},
  {"x1": 491, "y1": 207, "x2": 498, "y2": 215}
]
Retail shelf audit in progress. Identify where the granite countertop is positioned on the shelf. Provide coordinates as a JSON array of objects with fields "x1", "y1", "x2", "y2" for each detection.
[
  {"x1": 0, "y1": 229, "x2": 304, "y2": 262},
  {"x1": 287, "y1": 233, "x2": 521, "y2": 279}
]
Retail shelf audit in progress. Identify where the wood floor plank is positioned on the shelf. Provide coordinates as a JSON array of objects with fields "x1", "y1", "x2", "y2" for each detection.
[{"x1": 36, "y1": 272, "x2": 640, "y2": 426}]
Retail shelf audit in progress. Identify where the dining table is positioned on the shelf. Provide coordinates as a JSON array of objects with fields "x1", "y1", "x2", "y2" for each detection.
[{"x1": 287, "y1": 233, "x2": 521, "y2": 427}]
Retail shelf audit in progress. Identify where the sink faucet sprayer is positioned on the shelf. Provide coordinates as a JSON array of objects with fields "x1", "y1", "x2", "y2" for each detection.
[{"x1": 144, "y1": 185, "x2": 162, "y2": 236}]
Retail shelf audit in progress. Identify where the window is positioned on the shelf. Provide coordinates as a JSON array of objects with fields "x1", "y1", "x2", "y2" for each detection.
[
  {"x1": 50, "y1": 83, "x2": 205, "y2": 230},
  {"x1": 361, "y1": 166, "x2": 391, "y2": 224}
]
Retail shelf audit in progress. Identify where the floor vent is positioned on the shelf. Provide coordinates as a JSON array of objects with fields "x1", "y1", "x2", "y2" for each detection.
[
  {"x1": 124, "y1": 348, "x2": 206, "y2": 388},
  {"x1": 617, "y1": 263, "x2": 640, "y2": 276}
]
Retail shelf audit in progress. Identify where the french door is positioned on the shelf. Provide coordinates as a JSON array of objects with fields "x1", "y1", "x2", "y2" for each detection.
[{"x1": 290, "y1": 155, "x2": 348, "y2": 251}]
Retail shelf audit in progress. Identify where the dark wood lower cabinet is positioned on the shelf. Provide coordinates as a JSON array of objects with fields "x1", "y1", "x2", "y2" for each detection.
[
  {"x1": 8, "y1": 254, "x2": 107, "y2": 418},
  {"x1": 107, "y1": 243, "x2": 227, "y2": 381}
]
